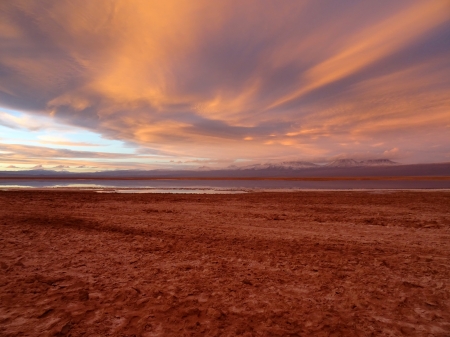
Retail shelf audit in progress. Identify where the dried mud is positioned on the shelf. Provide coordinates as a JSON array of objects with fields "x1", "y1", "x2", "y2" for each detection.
[{"x1": 0, "y1": 191, "x2": 449, "y2": 336}]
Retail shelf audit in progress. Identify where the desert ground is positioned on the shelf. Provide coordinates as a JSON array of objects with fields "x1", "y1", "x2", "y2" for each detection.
[{"x1": 0, "y1": 190, "x2": 449, "y2": 336}]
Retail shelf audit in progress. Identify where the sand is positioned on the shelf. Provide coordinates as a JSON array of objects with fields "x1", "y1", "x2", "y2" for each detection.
[{"x1": 0, "y1": 190, "x2": 449, "y2": 336}]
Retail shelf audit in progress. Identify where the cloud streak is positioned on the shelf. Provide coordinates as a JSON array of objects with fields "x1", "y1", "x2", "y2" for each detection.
[{"x1": 0, "y1": 0, "x2": 449, "y2": 166}]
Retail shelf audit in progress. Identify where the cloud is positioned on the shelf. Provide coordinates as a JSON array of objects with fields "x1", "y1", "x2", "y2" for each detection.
[
  {"x1": 31, "y1": 164, "x2": 43, "y2": 169},
  {"x1": 0, "y1": 143, "x2": 135, "y2": 159},
  {"x1": 266, "y1": 1, "x2": 450, "y2": 110},
  {"x1": 37, "y1": 135, "x2": 99, "y2": 147},
  {"x1": 0, "y1": 143, "x2": 184, "y2": 170},
  {"x1": 6, "y1": 165, "x2": 17, "y2": 168},
  {"x1": 0, "y1": 111, "x2": 47, "y2": 131},
  {"x1": 0, "y1": 0, "x2": 449, "y2": 164},
  {"x1": 52, "y1": 165, "x2": 70, "y2": 169},
  {"x1": 383, "y1": 148, "x2": 399, "y2": 155}
]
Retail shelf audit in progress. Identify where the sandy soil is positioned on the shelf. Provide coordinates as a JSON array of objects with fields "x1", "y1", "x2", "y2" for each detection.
[{"x1": 0, "y1": 191, "x2": 449, "y2": 336}]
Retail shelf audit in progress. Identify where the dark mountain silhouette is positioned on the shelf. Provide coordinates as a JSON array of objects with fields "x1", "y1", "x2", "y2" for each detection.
[
  {"x1": 327, "y1": 159, "x2": 397, "y2": 167},
  {"x1": 237, "y1": 161, "x2": 318, "y2": 170},
  {"x1": 0, "y1": 161, "x2": 449, "y2": 179}
]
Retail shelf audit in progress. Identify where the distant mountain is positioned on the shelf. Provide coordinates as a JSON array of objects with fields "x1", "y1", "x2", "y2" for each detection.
[
  {"x1": 361, "y1": 159, "x2": 397, "y2": 166},
  {"x1": 327, "y1": 159, "x2": 361, "y2": 167},
  {"x1": 327, "y1": 159, "x2": 397, "y2": 167},
  {"x1": 238, "y1": 161, "x2": 318, "y2": 170},
  {"x1": 1, "y1": 161, "x2": 449, "y2": 178}
]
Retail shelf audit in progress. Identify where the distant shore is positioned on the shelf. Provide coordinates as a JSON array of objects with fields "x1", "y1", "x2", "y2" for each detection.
[{"x1": 1, "y1": 175, "x2": 450, "y2": 180}]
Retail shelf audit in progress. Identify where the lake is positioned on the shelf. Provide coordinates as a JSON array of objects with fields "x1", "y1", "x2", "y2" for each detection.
[{"x1": 1, "y1": 178, "x2": 450, "y2": 193}]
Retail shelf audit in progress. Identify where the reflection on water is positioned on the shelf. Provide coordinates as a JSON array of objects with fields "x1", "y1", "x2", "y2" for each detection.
[
  {"x1": 1, "y1": 179, "x2": 450, "y2": 192},
  {"x1": 1, "y1": 184, "x2": 105, "y2": 189},
  {"x1": 99, "y1": 189, "x2": 246, "y2": 194},
  {"x1": 1, "y1": 185, "x2": 34, "y2": 188}
]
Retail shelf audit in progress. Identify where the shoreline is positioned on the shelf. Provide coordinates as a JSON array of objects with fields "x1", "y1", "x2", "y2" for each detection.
[
  {"x1": 2, "y1": 187, "x2": 450, "y2": 193},
  {"x1": 1, "y1": 175, "x2": 450, "y2": 181}
]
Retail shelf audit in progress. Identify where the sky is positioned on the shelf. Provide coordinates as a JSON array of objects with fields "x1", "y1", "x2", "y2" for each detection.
[{"x1": 0, "y1": 0, "x2": 449, "y2": 171}]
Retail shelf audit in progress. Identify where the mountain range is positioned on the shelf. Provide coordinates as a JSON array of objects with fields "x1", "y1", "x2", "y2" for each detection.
[
  {"x1": 235, "y1": 159, "x2": 397, "y2": 170},
  {"x1": 0, "y1": 159, "x2": 449, "y2": 178}
]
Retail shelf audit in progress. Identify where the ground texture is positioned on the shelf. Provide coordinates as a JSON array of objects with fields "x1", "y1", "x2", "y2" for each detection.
[{"x1": 0, "y1": 190, "x2": 449, "y2": 336}]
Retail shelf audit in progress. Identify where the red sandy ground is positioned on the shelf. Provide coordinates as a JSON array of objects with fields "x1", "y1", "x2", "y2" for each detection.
[{"x1": 0, "y1": 191, "x2": 449, "y2": 336}]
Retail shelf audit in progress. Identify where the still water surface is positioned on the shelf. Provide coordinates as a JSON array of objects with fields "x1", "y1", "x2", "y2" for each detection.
[{"x1": 1, "y1": 179, "x2": 449, "y2": 193}]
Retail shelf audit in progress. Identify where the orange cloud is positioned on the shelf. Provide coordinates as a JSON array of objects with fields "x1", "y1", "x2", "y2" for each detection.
[
  {"x1": 267, "y1": 0, "x2": 450, "y2": 110},
  {"x1": 0, "y1": 0, "x2": 449, "y2": 165}
]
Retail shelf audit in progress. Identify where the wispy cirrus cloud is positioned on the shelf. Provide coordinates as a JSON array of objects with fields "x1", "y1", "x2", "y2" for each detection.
[
  {"x1": 0, "y1": 0, "x2": 449, "y2": 167},
  {"x1": 0, "y1": 143, "x2": 208, "y2": 170},
  {"x1": 0, "y1": 143, "x2": 137, "y2": 160},
  {"x1": 0, "y1": 110, "x2": 48, "y2": 131},
  {"x1": 37, "y1": 135, "x2": 99, "y2": 147}
]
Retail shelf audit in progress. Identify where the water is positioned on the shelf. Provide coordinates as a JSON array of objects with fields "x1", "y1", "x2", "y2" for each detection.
[
  {"x1": 1, "y1": 178, "x2": 449, "y2": 193},
  {"x1": 98, "y1": 189, "x2": 246, "y2": 194}
]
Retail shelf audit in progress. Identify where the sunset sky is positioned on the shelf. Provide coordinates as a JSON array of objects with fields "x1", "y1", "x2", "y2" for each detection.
[{"x1": 1, "y1": 0, "x2": 449, "y2": 171}]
